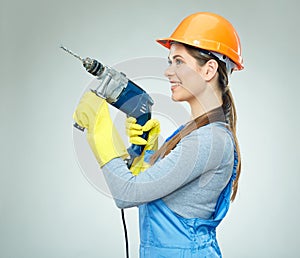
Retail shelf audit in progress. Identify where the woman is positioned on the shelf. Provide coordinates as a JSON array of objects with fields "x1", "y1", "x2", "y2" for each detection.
[{"x1": 73, "y1": 12, "x2": 243, "y2": 257}]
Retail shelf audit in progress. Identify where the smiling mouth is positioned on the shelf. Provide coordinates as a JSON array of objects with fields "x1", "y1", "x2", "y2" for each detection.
[
  {"x1": 170, "y1": 81, "x2": 181, "y2": 89},
  {"x1": 170, "y1": 81, "x2": 180, "y2": 91}
]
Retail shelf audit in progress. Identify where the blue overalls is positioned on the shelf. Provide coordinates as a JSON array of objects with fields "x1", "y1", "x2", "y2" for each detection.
[{"x1": 138, "y1": 125, "x2": 238, "y2": 258}]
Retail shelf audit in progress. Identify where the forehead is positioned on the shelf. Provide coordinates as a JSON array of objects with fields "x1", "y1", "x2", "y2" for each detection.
[
  {"x1": 168, "y1": 43, "x2": 198, "y2": 65},
  {"x1": 169, "y1": 43, "x2": 188, "y2": 56}
]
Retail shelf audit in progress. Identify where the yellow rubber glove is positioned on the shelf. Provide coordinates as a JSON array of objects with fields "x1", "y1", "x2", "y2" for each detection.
[
  {"x1": 126, "y1": 117, "x2": 160, "y2": 175},
  {"x1": 73, "y1": 91, "x2": 129, "y2": 167},
  {"x1": 126, "y1": 117, "x2": 147, "y2": 145}
]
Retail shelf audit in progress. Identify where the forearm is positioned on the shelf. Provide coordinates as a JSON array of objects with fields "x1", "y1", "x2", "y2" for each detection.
[{"x1": 102, "y1": 149, "x2": 187, "y2": 207}]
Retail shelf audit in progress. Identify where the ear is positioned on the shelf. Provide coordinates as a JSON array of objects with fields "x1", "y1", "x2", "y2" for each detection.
[{"x1": 202, "y1": 59, "x2": 218, "y2": 81}]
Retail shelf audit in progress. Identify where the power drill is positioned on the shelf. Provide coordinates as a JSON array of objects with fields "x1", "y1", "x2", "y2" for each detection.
[{"x1": 61, "y1": 45, "x2": 154, "y2": 164}]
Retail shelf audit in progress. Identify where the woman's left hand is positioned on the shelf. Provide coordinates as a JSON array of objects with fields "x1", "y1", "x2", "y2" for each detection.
[{"x1": 73, "y1": 91, "x2": 129, "y2": 167}]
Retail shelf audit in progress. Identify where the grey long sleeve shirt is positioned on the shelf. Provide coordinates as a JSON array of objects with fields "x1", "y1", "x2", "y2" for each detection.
[{"x1": 102, "y1": 122, "x2": 234, "y2": 219}]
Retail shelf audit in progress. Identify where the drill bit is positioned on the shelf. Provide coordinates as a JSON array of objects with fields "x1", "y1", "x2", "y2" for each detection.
[
  {"x1": 60, "y1": 44, "x2": 104, "y2": 76},
  {"x1": 60, "y1": 45, "x2": 84, "y2": 62}
]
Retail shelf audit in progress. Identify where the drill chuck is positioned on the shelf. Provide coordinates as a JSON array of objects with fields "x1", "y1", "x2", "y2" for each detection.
[{"x1": 83, "y1": 58, "x2": 104, "y2": 76}]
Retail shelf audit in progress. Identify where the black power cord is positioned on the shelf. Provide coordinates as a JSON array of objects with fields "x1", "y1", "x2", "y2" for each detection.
[{"x1": 121, "y1": 209, "x2": 129, "y2": 258}]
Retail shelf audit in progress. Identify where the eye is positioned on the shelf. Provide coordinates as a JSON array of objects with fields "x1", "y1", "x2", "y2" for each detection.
[
  {"x1": 175, "y1": 58, "x2": 183, "y2": 65},
  {"x1": 167, "y1": 57, "x2": 184, "y2": 66}
]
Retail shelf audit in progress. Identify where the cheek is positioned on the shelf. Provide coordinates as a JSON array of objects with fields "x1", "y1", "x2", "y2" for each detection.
[{"x1": 176, "y1": 65, "x2": 205, "y2": 93}]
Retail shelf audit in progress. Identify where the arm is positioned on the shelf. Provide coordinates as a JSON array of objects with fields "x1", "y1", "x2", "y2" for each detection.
[{"x1": 103, "y1": 124, "x2": 233, "y2": 208}]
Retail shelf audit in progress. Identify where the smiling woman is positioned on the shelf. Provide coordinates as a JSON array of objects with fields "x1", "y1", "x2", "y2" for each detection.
[{"x1": 73, "y1": 11, "x2": 243, "y2": 258}]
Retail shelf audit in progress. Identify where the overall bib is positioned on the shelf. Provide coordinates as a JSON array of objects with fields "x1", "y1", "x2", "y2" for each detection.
[{"x1": 138, "y1": 126, "x2": 238, "y2": 257}]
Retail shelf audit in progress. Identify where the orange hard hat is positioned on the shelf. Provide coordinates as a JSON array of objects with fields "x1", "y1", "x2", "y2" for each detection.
[{"x1": 157, "y1": 12, "x2": 244, "y2": 70}]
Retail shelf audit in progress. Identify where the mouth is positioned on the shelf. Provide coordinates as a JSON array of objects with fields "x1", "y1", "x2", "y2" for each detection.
[{"x1": 170, "y1": 81, "x2": 181, "y2": 90}]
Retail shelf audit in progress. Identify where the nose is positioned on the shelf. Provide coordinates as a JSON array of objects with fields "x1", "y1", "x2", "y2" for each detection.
[{"x1": 164, "y1": 65, "x2": 175, "y2": 78}]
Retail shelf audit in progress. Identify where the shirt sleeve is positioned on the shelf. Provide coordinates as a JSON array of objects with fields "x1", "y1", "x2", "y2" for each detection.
[{"x1": 102, "y1": 124, "x2": 233, "y2": 208}]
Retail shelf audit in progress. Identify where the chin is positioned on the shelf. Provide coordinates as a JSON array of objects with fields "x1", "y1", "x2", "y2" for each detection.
[
  {"x1": 171, "y1": 92, "x2": 186, "y2": 102},
  {"x1": 171, "y1": 94, "x2": 180, "y2": 102}
]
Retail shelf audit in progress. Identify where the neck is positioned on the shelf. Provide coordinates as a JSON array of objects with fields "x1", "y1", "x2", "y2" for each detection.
[{"x1": 188, "y1": 86, "x2": 223, "y2": 119}]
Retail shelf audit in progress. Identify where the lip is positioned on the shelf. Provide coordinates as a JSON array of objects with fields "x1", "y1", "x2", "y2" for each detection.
[
  {"x1": 170, "y1": 81, "x2": 181, "y2": 91},
  {"x1": 169, "y1": 81, "x2": 181, "y2": 86},
  {"x1": 171, "y1": 86, "x2": 178, "y2": 92},
  {"x1": 170, "y1": 84, "x2": 180, "y2": 91}
]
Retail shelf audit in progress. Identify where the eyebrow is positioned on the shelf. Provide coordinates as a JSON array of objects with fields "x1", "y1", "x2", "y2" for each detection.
[{"x1": 168, "y1": 54, "x2": 184, "y2": 61}]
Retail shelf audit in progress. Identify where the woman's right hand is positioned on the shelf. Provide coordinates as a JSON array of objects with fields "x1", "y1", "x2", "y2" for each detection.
[
  {"x1": 125, "y1": 117, "x2": 160, "y2": 147},
  {"x1": 126, "y1": 117, "x2": 160, "y2": 175}
]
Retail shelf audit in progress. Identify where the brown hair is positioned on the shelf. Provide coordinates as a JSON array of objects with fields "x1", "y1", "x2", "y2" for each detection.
[{"x1": 150, "y1": 44, "x2": 241, "y2": 201}]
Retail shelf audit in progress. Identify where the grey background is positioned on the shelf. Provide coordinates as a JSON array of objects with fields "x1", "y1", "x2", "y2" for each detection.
[{"x1": 1, "y1": 0, "x2": 299, "y2": 257}]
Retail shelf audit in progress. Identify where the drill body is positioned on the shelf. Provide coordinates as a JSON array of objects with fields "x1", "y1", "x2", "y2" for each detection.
[{"x1": 83, "y1": 57, "x2": 153, "y2": 127}]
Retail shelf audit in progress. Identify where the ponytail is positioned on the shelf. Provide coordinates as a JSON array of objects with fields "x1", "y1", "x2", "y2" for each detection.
[
  {"x1": 222, "y1": 89, "x2": 241, "y2": 201},
  {"x1": 217, "y1": 55, "x2": 241, "y2": 201}
]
